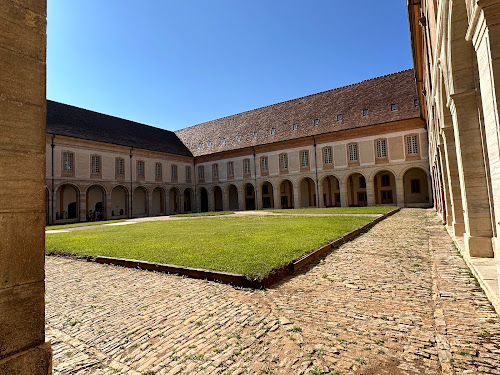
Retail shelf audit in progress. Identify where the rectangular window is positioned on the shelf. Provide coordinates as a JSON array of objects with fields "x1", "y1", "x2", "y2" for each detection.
[
  {"x1": 359, "y1": 176, "x2": 366, "y2": 188},
  {"x1": 391, "y1": 104, "x2": 398, "y2": 111},
  {"x1": 280, "y1": 153, "x2": 288, "y2": 170},
  {"x1": 376, "y1": 139, "x2": 387, "y2": 158},
  {"x1": 407, "y1": 135, "x2": 418, "y2": 155},
  {"x1": 171, "y1": 164, "x2": 177, "y2": 180},
  {"x1": 348, "y1": 144, "x2": 358, "y2": 162},
  {"x1": 301, "y1": 150, "x2": 309, "y2": 168},
  {"x1": 91, "y1": 155, "x2": 101, "y2": 174},
  {"x1": 116, "y1": 158, "x2": 124, "y2": 176},
  {"x1": 198, "y1": 166, "x2": 204, "y2": 180},
  {"x1": 362, "y1": 109, "x2": 368, "y2": 116},
  {"x1": 381, "y1": 174, "x2": 390, "y2": 187},
  {"x1": 228, "y1": 161, "x2": 234, "y2": 177},
  {"x1": 314, "y1": 119, "x2": 319, "y2": 126},
  {"x1": 155, "y1": 163, "x2": 162, "y2": 179},
  {"x1": 212, "y1": 164, "x2": 218, "y2": 178},
  {"x1": 324, "y1": 147, "x2": 332, "y2": 165},
  {"x1": 244, "y1": 159, "x2": 251, "y2": 175},
  {"x1": 186, "y1": 166, "x2": 191, "y2": 181},
  {"x1": 292, "y1": 123, "x2": 298, "y2": 130},
  {"x1": 411, "y1": 179, "x2": 421, "y2": 194},
  {"x1": 137, "y1": 161, "x2": 145, "y2": 177},
  {"x1": 63, "y1": 152, "x2": 74, "y2": 172},
  {"x1": 337, "y1": 114, "x2": 342, "y2": 121},
  {"x1": 261, "y1": 157, "x2": 268, "y2": 173}
]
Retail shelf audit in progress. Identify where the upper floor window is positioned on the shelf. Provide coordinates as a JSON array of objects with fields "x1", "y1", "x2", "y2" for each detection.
[
  {"x1": 390, "y1": 104, "x2": 398, "y2": 111},
  {"x1": 198, "y1": 165, "x2": 205, "y2": 180},
  {"x1": 228, "y1": 161, "x2": 234, "y2": 177},
  {"x1": 91, "y1": 155, "x2": 101, "y2": 174},
  {"x1": 236, "y1": 135, "x2": 241, "y2": 141},
  {"x1": 301, "y1": 150, "x2": 309, "y2": 168},
  {"x1": 313, "y1": 119, "x2": 319, "y2": 126},
  {"x1": 270, "y1": 128, "x2": 276, "y2": 135},
  {"x1": 253, "y1": 131, "x2": 258, "y2": 138},
  {"x1": 292, "y1": 123, "x2": 298, "y2": 131},
  {"x1": 244, "y1": 159, "x2": 251, "y2": 175},
  {"x1": 414, "y1": 99, "x2": 419, "y2": 108},
  {"x1": 261, "y1": 156, "x2": 268, "y2": 173},
  {"x1": 222, "y1": 138, "x2": 226, "y2": 145},
  {"x1": 137, "y1": 160, "x2": 145, "y2": 177},
  {"x1": 171, "y1": 164, "x2": 177, "y2": 180},
  {"x1": 63, "y1": 152, "x2": 74, "y2": 172},
  {"x1": 362, "y1": 109, "x2": 368, "y2": 116},
  {"x1": 376, "y1": 139, "x2": 387, "y2": 158},
  {"x1": 212, "y1": 164, "x2": 219, "y2": 178},
  {"x1": 337, "y1": 114, "x2": 343, "y2": 121},
  {"x1": 207, "y1": 141, "x2": 212, "y2": 147},
  {"x1": 348, "y1": 144, "x2": 358, "y2": 162},
  {"x1": 324, "y1": 147, "x2": 332, "y2": 165},
  {"x1": 280, "y1": 153, "x2": 288, "y2": 170},
  {"x1": 197, "y1": 143, "x2": 202, "y2": 149},
  {"x1": 407, "y1": 135, "x2": 418, "y2": 155},
  {"x1": 116, "y1": 158, "x2": 124, "y2": 176},
  {"x1": 186, "y1": 166, "x2": 191, "y2": 181},
  {"x1": 155, "y1": 162, "x2": 162, "y2": 179}
]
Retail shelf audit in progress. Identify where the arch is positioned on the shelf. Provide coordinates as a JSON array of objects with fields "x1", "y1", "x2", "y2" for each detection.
[
  {"x1": 259, "y1": 181, "x2": 274, "y2": 209},
  {"x1": 169, "y1": 187, "x2": 180, "y2": 214},
  {"x1": 111, "y1": 185, "x2": 128, "y2": 217},
  {"x1": 132, "y1": 186, "x2": 148, "y2": 217},
  {"x1": 299, "y1": 177, "x2": 317, "y2": 208},
  {"x1": 55, "y1": 183, "x2": 80, "y2": 221},
  {"x1": 86, "y1": 184, "x2": 106, "y2": 221},
  {"x1": 226, "y1": 184, "x2": 239, "y2": 210},
  {"x1": 152, "y1": 187, "x2": 165, "y2": 215},
  {"x1": 320, "y1": 175, "x2": 341, "y2": 207},
  {"x1": 403, "y1": 168, "x2": 430, "y2": 207},
  {"x1": 183, "y1": 188, "x2": 193, "y2": 212},
  {"x1": 346, "y1": 172, "x2": 367, "y2": 207},
  {"x1": 278, "y1": 179, "x2": 294, "y2": 209},
  {"x1": 242, "y1": 183, "x2": 255, "y2": 210},
  {"x1": 212, "y1": 185, "x2": 223, "y2": 211},
  {"x1": 199, "y1": 187, "x2": 209, "y2": 212},
  {"x1": 372, "y1": 170, "x2": 397, "y2": 205}
]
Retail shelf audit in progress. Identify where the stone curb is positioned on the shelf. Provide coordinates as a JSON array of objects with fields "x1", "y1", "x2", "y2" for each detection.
[{"x1": 50, "y1": 208, "x2": 400, "y2": 289}]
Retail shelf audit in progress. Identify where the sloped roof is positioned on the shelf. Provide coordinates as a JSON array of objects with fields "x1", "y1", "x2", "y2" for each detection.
[
  {"x1": 46, "y1": 100, "x2": 193, "y2": 157},
  {"x1": 175, "y1": 69, "x2": 420, "y2": 156}
]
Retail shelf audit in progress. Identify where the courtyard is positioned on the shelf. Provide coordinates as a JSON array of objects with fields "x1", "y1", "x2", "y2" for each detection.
[{"x1": 46, "y1": 209, "x2": 500, "y2": 374}]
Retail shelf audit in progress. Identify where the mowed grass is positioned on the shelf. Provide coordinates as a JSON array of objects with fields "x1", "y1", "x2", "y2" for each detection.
[
  {"x1": 172, "y1": 211, "x2": 234, "y2": 217},
  {"x1": 46, "y1": 219, "x2": 127, "y2": 231},
  {"x1": 268, "y1": 206, "x2": 398, "y2": 215},
  {"x1": 45, "y1": 215, "x2": 375, "y2": 280}
]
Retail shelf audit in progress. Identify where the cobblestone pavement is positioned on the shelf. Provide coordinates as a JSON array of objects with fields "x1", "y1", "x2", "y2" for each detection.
[{"x1": 45, "y1": 209, "x2": 500, "y2": 375}]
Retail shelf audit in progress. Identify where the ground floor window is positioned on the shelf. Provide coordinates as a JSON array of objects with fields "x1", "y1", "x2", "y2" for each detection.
[{"x1": 411, "y1": 179, "x2": 421, "y2": 194}]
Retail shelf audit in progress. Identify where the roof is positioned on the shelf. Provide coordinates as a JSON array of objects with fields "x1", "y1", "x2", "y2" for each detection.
[
  {"x1": 46, "y1": 100, "x2": 193, "y2": 157},
  {"x1": 175, "y1": 69, "x2": 420, "y2": 156}
]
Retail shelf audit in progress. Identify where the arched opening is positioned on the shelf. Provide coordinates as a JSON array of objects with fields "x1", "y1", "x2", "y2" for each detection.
[
  {"x1": 200, "y1": 188, "x2": 209, "y2": 212},
  {"x1": 183, "y1": 189, "x2": 193, "y2": 212},
  {"x1": 152, "y1": 187, "x2": 165, "y2": 215},
  {"x1": 243, "y1": 183, "x2": 255, "y2": 210},
  {"x1": 373, "y1": 170, "x2": 397, "y2": 205},
  {"x1": 227, "y1": 184, "x2": 239, "y2": 210},
  {"x1": 347, "y1": 173, "x2": 367, "y2": 207},
  {"x1": 279, "y1": 179, "x2": 294, "y2": 209},
  {"x1": 132, "y1": 186, "x2": 148, "y2": 217},
  {"x1": 56, "y1": 184, "x2": 79, "y2": 221},
  {"x1": 213, "y1": 186, "x2": 223, "y2": 211},
  {"x1": 111, "y1": 185, "x2": 128, "y2": 217},
  {"x1": 403, "y1": 168, "x2": 430, "y2": 207},
  {"x1": 86, "y1": 185, "x2": 106, "y2": 221},
  {"x1": 321, "y1": 175, "x2": 340, "y2": 207},
  {"x1": 260, "y1": 181, "x2": 274, "y2": 209},
  {"x1": 299, "y1": 177, "x2": 317, "y2": 208},
  {"x1": 169, "y1": 187, "x2": 180, "y2": 214}
]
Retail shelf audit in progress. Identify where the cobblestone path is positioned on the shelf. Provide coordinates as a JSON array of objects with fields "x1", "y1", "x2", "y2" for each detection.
[{"x1": 45, "y1": 209, "x2": 500, "y2": 374}]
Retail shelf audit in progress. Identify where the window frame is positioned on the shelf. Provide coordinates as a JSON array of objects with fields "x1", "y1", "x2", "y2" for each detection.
[
  {"x1": 227, "y1": 161, "x2": 234, "y2": 179},
  {"x1": 243, "y1": 158, "x2": 251, "y2": 178},
  {"x1": 405, "y1": 134, "x2": 421, "y2": 160},
  {"x1": 375, "y1": 138, "x2": 388, "y2": 163},
  {"x1": 411, "y1": 179, "x2": 421, "y2": 194},
  {"x1": 171, "y1": 164, "x2": 177, "y2": 182},
  {"x1": 185, "y1": 166, "x2": 191, "y2": 183},
  {"x1": 155, "y1": 162, "x2": 163, "y2": 182},
  {"x1": 381, "y1": 174, "x2": 391, "y2": 187},
  {"x1": 300, "y1": 150, "x2": 310, "y2": 171},
  {"x1": 198, "y1": 165, "x2": 205, "y2": 182},
  {"x1": 347, "y1": 143, "x2": 360, "y2": 166},
  {"x1": 260, "y1": 156, "x2": 269, "y2": 176},
  {"x1": 362, "y1": 109, "x2": 368, "y2": 117},
  {"x1": 90, "y1": 154, "x2": 102, "y2": 177},
  {"x1": 136, "y1": 160, "x2": 145, "y2": 180},
  {"x1": 115, "y1": 157, "x2": 125, "y2": 179},
  {"x1": 279, "y1": 153, "x2": 288, "y2": 173},
  {"x1": 322, "y1": 146, "x2": 333, "y2": 169},
  {"x1": 212, "y1": 163, "x2": 219, "y2": 181},
  {"x1": 62, "y1": 151, "x2": 75, "y2": 177}
]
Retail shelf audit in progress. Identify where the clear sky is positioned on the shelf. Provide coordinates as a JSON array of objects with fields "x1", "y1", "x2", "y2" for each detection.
[{"x1": 47, "y1": 1, "x2": 413, "y2": 131}]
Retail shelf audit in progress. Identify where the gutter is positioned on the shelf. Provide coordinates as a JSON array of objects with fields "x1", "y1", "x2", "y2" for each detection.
[{"x1": 51, "y1": 134, "x2": 55, "y2": 224}]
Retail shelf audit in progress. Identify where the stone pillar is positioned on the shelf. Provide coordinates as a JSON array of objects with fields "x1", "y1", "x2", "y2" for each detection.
[
  {"x1": 273, "y1": 183, "x2": 281, "y2": 210},
  {"x1": 147, "y1": 190, "x2": 153, "y2": 217},
  {"x1": 208, "y1": 188, "x2": 215, "y2": 212},
  {"x1": 450, "y1": 92, "x2": 494, "y2": 257},
  {"x1": 239, "y1": 186, "x2": 246, "y2": 211},
  {"x1": 0, "y1": 0, "x2": 52, "y2": 373},
  {"x1": 366, "y1": 179, "x2": 375, "y2": 206},
  {"x1": 106, "y1": 192, "x2": 112, "y2": 219},
  {"x1": 179, "y1": 189, "x2": 185, "y2": 214},
  {"x1": 438, "y1": 145, "x2": 453, "y2": 226},
  {"x1": 395, "y1": 178, "x2": 405, "y2": 207},
  {"x1": 339, "y1": 181, "x2": 348, "y2": 207},
  {"x1": 317, "y1": 179, "x2": 325, "y2": 208},
  {"x1": 80, "y1": 188, "x2": 86, "y2": 222},
  {"x1": 223, "y1": 187, "x2": 230, "y2": 212},
  {"x1": 293, "y1": 184, "x2": 300, "y2": 209}
]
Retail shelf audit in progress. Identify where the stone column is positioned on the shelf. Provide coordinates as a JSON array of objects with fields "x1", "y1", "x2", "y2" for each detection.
[
  {"x1": 293, "y1": 184, "x2": 300, "y2": 209},
  {"x1": 80, "y1": 189, "x2": 86, "y2": 222},
  {"x1": 317, "y1": 179, "x2": 325, "y2": 208},
  {"x1": 106, "y1": 192, "x2": 112, "y2": 219},
  {"x1": 437, "y1": 145, "x2": 453, "y2": 226},
  {"x1": 0, "y1": 0, "x2": 52, "y2": 373},
  {"x1": 366, "y1": 179, "x2": 375, "y2": 206},
  {"x1": 339, "y1": 181, "x2": 348, "y2": 207},
  {"x1": 208, "y1": 187, "x2": 215, "y2": 212},
  {"x1": 147, "y1": 190, "x2": 153, "y2": 217},
  {"x1": 223, "y1": 187, "x2": 230, "y2": 212},
  {"x1": 273, "y1": 183, "x2": 281, "y2": 209},
  {"x1": 239, "y1": 186, "x2": 246, "y2": 211},
  {"x1": 395, "y1": 178, "x2": 405, "y2": 207}
]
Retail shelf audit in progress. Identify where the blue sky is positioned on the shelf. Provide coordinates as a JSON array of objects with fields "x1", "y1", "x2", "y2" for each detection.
[{"x1": 47, "y1": 1, "x2": 413, "y2": 131}]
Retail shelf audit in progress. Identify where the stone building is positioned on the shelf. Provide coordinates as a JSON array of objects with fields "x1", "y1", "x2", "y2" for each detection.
[{"x1": 46, "y1": 69, "x2": 431, "y2": 225}]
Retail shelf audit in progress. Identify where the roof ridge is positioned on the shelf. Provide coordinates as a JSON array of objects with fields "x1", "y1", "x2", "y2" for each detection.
[{"x1": 175, "y1": 68, "x2": 414, "y2": 133}]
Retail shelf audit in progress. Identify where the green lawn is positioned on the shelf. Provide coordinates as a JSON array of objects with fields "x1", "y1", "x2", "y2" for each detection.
[
  {"x1": 171, "y1": 211, "x2": 234, "y2": 218},
  {"x1": 46, "y1": 219, "x2": 127, "y2": 231},
  {"x1": 267, "y1": 206, "x2": 398, "y2": 215},
  {"x1": 46, "y1": 215, "x2": 376, "y2": 280}
]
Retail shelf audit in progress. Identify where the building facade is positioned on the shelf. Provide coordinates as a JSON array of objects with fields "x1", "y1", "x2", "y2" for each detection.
[{"x1": 46, "y1": 70, "x2": 431, "y2": 225}]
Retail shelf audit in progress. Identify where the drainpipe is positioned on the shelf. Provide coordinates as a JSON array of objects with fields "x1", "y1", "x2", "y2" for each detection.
[
  {"x1": 129, "y1": 147, "x2": 133, "y2": 218},
  {"x1": 252, "y1": 147, "x2": 258, "y2": 210},
  {"x1": 51, "y1": 134, "x2": 55, "y2": 224},
  {"x1": 313, "y1": 136, "x2": 320, "y2": 207},
  {"x1": 193, "y1": 159, "x2": 197, "y2": 212}
]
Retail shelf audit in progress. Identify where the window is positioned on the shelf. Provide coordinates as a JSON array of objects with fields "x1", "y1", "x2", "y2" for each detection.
[
  {"x1": 414, "y1": 99, "x2": 419, "y2": 108},
  {"x1": 262, "y1": 185, "x2": 269, "y2": 194},
  {"x1": 198, "y1": 166, "x2": 204, "y2": 180},
  {"x1": 222, "y1": 138, "x2": 226, "y2": 145},
  {"x1": 407, "y1": 135, "x2": 418, "y2": 155},
  {"x1": 186, "y1": 166, "x2": 191, "y2": 181},
  {"x1": 212, "y1": 164, "x2": 218, "y2": 178},
  {"x1": 207, "y1": 141, "x2": 212, "y2": 147},
  {"x1": 236, "y1": 135, "x2": 241, "y2": 141},
  {"x1": 381, "y1": 174, "x2": 390, "y2": 187},
  {"x1": 359, "y1": 176, "x2": 366, "y2": 188},
  {"x1": 362, "y1": 109, "x2": 368, "y2": 116},
  {"x1": 391, "y1": 104, "x2": 398, "y2": 111},
  {"x1": 244, "y1": 159, "x2": 251, "y2": 175},
  {"x1": 253, "y1": 131, "x2": 258, "y2": 138},
  {"x1": 411, "y1": 179, "x2": 421, "y2": 194},
  {"x1": 337, "y1": 114, "x2": 343, "y2": 121},
  {"x1": 228, "y1": 161, "x2": 234, "y2": 177},
  {"x1": 137, "y1": 160, "x2": 145, "y2": 177},
  {"x1": 324, "y1": 147, "x2": 332, "y2": 165},
  {"x1": 91, "y1": 155, "x2": 101, "y2": 174},
  {"x1": 115, "y1": 158, "x2": 124, "y2": 176},
  {"x1": 382, "y1": 190, "x2": 393, "y2": 203},
  {"x1": 301, "y1": 150, "x2": 309, "y2": 168},
  {"x1": 293, "y1": 123, "x2": 298, "y2": 130},
  {"x1": 198, "y1": 143, "x2": 202, "y2": 149},
  {"x1": 314, "y1": 119, "x2": 319, "y2": 126},
  {"x1": 376, "y1": 139, "x2": 387, "y2": 158},
  {"x1": 270, "y1": 128, "x2": 275, "y2": 135},
  {"x1": 280, "y1": 153, "x2": 288, "y2": 170},
  {"x1": 261, "y1": 156, "x2": 268, "y2": 173},
  {"x1": 155, "y1": 163, "x2": 162, "y2": 179},
  {"x1": 348, "y1": 144, "x2": 358, "y2": 162},
  {"x1": 171, "y1": 164, "x2": 177, "y2": 180},
  {"x1": 63, "y1": 152, "x2": 74, "y2": 172}
]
